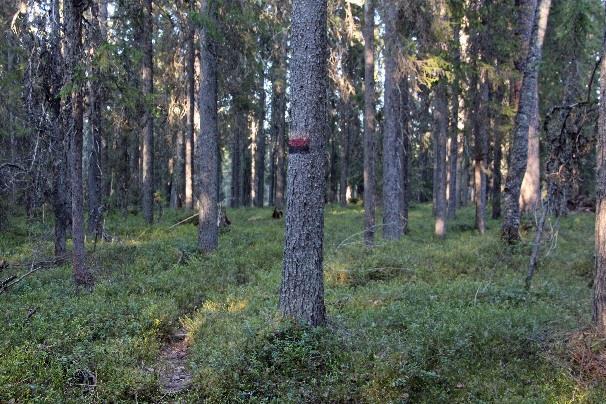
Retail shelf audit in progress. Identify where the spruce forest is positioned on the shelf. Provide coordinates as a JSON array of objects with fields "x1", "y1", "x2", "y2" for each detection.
[{"x1": 3, "y1": 0, "x2": 606, "y2": 401}]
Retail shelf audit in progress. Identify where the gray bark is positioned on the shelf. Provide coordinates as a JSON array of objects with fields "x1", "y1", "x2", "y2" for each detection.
[
  {"x1": 271, "y1": 35, "x2": 287, "y2": 209},
  {"x1": 474, "y1": 77, "x2": 489, "y2": 234},
  {"x1": 382, "y1": 4, "x2": 403, "y2": 240},
  {"x1": 197, "y1": 0, "x2": 219, "y2": 253},
  {"x1": 279, "y1": 0, "x2": 327, "y2": 327},
  {"x1": 140, "y1": 0, "x2": 154, "y2": 224},
  {"x1": 434, "y1": 82, "x2": 448, "y2": 238},
  {"x1": 502, "y1": 0, "x2": 551, "y2": 242},
  {"x1": 254, "y1": 67, "x2": 267, "y2": 207},
  {"x1": 65, "y1": 0, "x2": 92, "y2": 286},
  {"x1": 363, "y1": 0, "x2": 375, "y2": 247},
  {"x1": 447, "y1": 23, "x2": 461, "y2": 219}
]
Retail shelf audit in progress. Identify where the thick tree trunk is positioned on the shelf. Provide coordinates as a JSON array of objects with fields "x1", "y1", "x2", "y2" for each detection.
[
  {"x1": 434, "y1": 82, "x2": 448, "y2": 238},
  {"x1": 382, "y1": 4, "x2": 403, "y2": 240},
  {"x1": 197, "y1": 0, "x2": 219, "y2": 253},
  {"x1": 363, "y1": 0, "x2": 375, "y2": 247},
  {"x1": 65, "y1": 0, "x2": 92, "y2": 286},
  {"x1": 140, "y1": 0, "x2": 154, "y2": 224},
  {"x1": 593, "y1": 18, "x2": 606, "y2": 334},
  {"x1": 184, "y1": 3, "x2": 195, "y2": 210},
  {"x1": 279, "y1": 0, "x2": 327, "y2": 327},
  {"x1": 502, "y1": 0, "x2": 551, "y2": 242}
]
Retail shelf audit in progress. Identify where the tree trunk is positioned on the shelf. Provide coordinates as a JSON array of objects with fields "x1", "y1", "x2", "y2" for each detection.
[
  {"x1": 338, "y1": 100, "x2": 352, "y2": 206},
  {"x1": 434, "y1": 82, "x2": 448, "y2": 238},
  {"x1": 448, "y1": 22, "x2": 461, "y2": 219},
  {"x1": 502, "y1": 0, "x2": 551, "y2": 242},
  {"x1": 271, "y1": 36, "x2": 287, "y2": 210},
  {"x1": 474, "y1": 76, "x2": 490, "y2": 234},
  {"x1": 254, "y1": 67, "x2": 267, "y2": 207},
  {"x1": 399, "y1": 77, "x2": 411, "y2": 233},
  {"x1": 87, "y1": 0, "x2": 105, "y2": 237},
  {"x1": 140, "y1": 0, "x2": 154, "y2": 224},
  {"x1": 65, "y1": 0, "x2": 92, "y2": 287},
  {"x1": 184, "y1": 2, "x2": 195, "y2": 210},
  {"x1": 363, "y1": 0, "x2": 375, "y2": 247},
  {"x1": 492, "y1": 86, "x2": 504, "y2": 219},
  {"x1": 382, "y1": 4, "x2": 403, "y2": 240},
  {"x1": 170, "y1": 94, "x2": 185, "y2": 209},
  {"x1": 279, "y1": 0, "x2": 328, "y2": 327},
  {"x1": 230, "y1": 106, "x2": 244, "y2": 208},
  {"x1": 197, "y1": 0, "x2": 219, "y2": 253},
  {"x1": 593, "y1": 15, "x2": 606, "y2": 334}
]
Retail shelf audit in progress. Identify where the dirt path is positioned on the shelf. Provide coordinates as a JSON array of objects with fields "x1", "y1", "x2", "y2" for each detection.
[{"x1": 158, "y1": 328, "x2": 192, "y2": 395}]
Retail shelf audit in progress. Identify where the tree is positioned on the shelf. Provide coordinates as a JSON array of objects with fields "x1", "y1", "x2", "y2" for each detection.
[
  {"x1": 434, "y1": 81, "x2": 448, "y2": 238},
  {"x1": 140, "y1": 0, "x2": 154, "y2": 224},
  {"x1": 382, "y1": 2, "x2": 403, "y2": 240},
  {"x1": 197, "y1": 0, "x2": 219, "y2": 253},
  {"x1": 279, "y1": 0, "x2": 328, "y2": 326},
  {"x1": 502, "y1": 0, "x2": 552, "y2": 243},
  {"x1": 184, "y1": 0, "x2": 196, "y2": 210},
  {"x1": 593, "y1": 6, "x2": 606, "y2": 334},
  {"x1": 363, "y1": 0, "x2": 376, "y2": 247},
  {"x1": 65, "y1": 0, "x2": 92, "y2": 287}
]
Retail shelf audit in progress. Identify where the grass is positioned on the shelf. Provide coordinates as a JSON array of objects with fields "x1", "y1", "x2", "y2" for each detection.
[{"x1": 0, "y1": 203, "x2": 604, "y2": 402}]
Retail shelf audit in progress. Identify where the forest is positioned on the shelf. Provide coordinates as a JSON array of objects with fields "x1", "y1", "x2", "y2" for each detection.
[{"x1": 1, "y1": 0, "x2": 606, "y2": 401}]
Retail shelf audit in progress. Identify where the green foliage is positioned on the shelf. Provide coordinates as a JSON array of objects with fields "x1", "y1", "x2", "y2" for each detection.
[{"x1": 0, "y1": 205, "x2": 604, "y2": 402}]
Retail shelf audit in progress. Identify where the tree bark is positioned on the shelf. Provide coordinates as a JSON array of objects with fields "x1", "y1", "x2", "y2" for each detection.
[
  {"x1": 140, "y1": 0, "x2": 154, "y2": 224},
  {"x1": 502, "y1": 0, "x2": 551, "y2": 242},
  {"x1": 399, "y1": 77, "x2": 411, "y2": 233},
  {"x1": 87, "y1": 0, "x2": 106, "y2": 237},
  {"x1": 593, "y1": 13, "x2": 606, "y2": 334},
  {"x1": 65, "y1": 0, "x2": 92, "y2": 286},
  {"x1": 279, "y1": 0, "x2": 327, "y2": 327},
  {"x1": 254, "y1": 67, "x2": 267, "y2": 207},
  {"x1": 434, "y1": 82, "x2": 448, "y2": 238},
  {"x1": 474, "y1": 76, "x2": 489, "y2": 234},
  {"x1": 230, "y1": 105, "x2": 244, "y2": 208},
  {"x1": 197, "y1": 0, "x2": 219, "y2": 253},
  {"x1": 448, "y1": 22, "x2": 461, "y2": 219},
  {"x1": 492, "y1": 86, "x2": 504, "y2": 219},
  {"x1": 382, "y1": 4, "x2": 403, "y2": 240},
  {"x1": 271, "y1": 36, "x2": 287, "y2": 210},
  {"x1": 184, "y1": 1, "x2": 195, "y2": 210},
  {"x1": 363, "y1": 0, "x2": 375, "y2": 246}
]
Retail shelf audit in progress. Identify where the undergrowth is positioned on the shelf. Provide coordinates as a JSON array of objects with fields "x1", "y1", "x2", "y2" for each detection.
[{"x1": 0, "y1": 204, "x2": 604, "y2": 402}]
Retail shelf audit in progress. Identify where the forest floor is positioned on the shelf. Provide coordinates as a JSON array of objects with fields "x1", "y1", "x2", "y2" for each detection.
[{"x1": 1, "y1": 203, "x2": 606, "y2": 402}]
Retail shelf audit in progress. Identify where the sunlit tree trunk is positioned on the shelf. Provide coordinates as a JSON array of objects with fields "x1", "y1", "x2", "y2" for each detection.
[
  {"x1": 140, "y1": 0, "x2": 154, "y2": 224},
  {"x1": 279, "y1": 0, "x2": 327, "y2": 327},
  {"x1": 434, "y1": 82, "x2": 448, "y2": 238},
  {"x1": 474, "y1": 76, "x2": 489, "y2": 234},
  {"x1": 502, "y1": 0, "x2": 551, "y2": 242},
  {"x1": 448, "y1": 21, "x2": 461, "y2": 219},
  {"x1": 593, "y1": 14, "x2": 606, "y2": 334},
  {"x1": 184, "y1": 1, "x2": 195, "y2": 210}
]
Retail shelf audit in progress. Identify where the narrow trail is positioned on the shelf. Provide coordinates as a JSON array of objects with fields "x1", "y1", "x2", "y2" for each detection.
[{"x1": 158, "y1": 328, "x2": 192, "y2": 396}]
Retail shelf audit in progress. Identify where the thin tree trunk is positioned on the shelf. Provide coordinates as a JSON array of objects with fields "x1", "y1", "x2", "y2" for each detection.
[
  {"x1": 502, "y1": 0, "x2": 551, "y2": 242},
  {"x1": 363, "y1": 0, "x2": 375, "y2": 247},
  {"x1": 231, "y1": 106, "x2": 244, "y2": 208},
  {"x1": 184, "y1": 2, "x2": 195, "y2": 210},
  {"x1": 272, "y1": 36, "x2": 287, "y2": 210},
  {"x1": 474, "y1": 77, "x2": 489, "y2": 234},
  {"x1": 279, "y1": 0, "x2": 328, "y2": 327},
  {"x1": 170, "y1": 94, "x2": 185, "y2": 209},
  {"x1": 197, "y1": 0, "x2": 219, "y2": 253},
  {"x1": 434, "y1": 82, "x2": 448, "y2": 238},
  {"x1": 492, "y1": 86, "x2": 504, "y2": 219},
  {"x1": 448, "y1": 22, "x2": 461, "y2": 219},
  {"x1": 400, "y1": 76, "x2": 411, "y2": 233},
  {"x1": 65, "y1": 0, "x2": 92, "y2": 287},
  {"x1": 338, "y1": 101, "x2": 352, "y2": 206},
  {"x1": 141, "y1": 0, "x2": 154, "y2": 224},
  {"x1": 254, "y1": 67, "x2": 267, "y2": 207}
]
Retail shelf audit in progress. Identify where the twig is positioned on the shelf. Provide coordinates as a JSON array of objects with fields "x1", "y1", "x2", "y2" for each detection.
[{"x1": 168, "y1": 213, "x2": 198, "y2": 230}]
